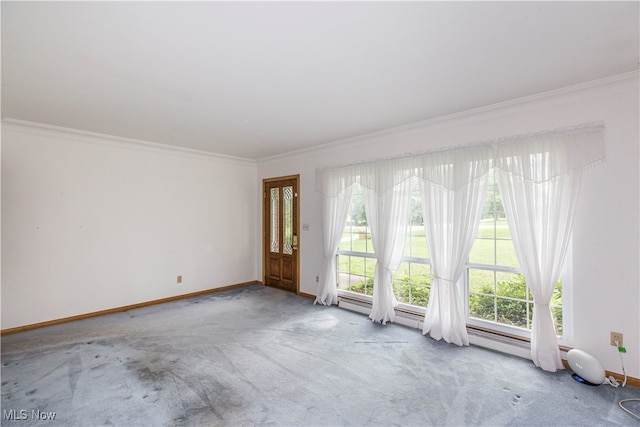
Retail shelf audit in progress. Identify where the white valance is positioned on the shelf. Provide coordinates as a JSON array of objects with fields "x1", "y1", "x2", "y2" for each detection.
[
  {"x1": 495, "y1": 121, "x2": 606, "y2": 183},
  {"x1": 315, "y1": 164, "x2": 361, "y2": 198},
  {"x1": 315, "y1": 121, "x2": 605, "y2": 193},
  {"x1": 415, "y1": 145, "x2": 494, "y2": 191}
]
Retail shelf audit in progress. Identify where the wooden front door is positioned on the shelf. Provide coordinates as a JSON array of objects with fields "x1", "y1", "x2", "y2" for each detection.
[{"x1": 263, "y1": 176, "x2": 299, "y2": 293}]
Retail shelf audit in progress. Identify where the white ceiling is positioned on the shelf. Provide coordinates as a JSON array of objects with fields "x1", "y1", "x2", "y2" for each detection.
[{"x1": 2, "y1": 1, "x2": 639, "y2": 160}]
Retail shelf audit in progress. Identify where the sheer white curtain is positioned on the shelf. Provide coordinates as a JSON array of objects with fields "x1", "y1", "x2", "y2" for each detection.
[
  {"x1": 360, "y1": 160, "x2": 414, "y2": 324},
  {"x1": 495, "y1": 123, "x2": 605, "y2": 371},
  {"x1": 418, "y1": 146, "x2": 492, "y2": 345},
  {"x1": 315, "y1": 167, "x2": 357, "y2": 305}
]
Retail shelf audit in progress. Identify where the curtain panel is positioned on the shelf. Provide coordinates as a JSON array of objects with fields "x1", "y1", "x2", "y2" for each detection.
[
  {"x1": 361, "y1": 160, "x2": 414, "y2": 324},
  {"x1": 494, "y1": 122, "x2": 605, "y2": 372},
  {"x1": 418, "y1": 146, "x2": 493, "y2": 345},
  {"x1": 314, "y1": 166, "x2": 358, "y2": 305}
]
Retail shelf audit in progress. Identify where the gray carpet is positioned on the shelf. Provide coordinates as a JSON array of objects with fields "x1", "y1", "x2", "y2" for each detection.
[{"x1": 1, "y1": 284, "x2": 638, "y2": 426}]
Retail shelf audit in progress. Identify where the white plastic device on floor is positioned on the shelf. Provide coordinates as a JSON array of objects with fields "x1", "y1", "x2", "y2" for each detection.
[{"x1": 567, "y1": 348, "x2": 605, "y2": 385}]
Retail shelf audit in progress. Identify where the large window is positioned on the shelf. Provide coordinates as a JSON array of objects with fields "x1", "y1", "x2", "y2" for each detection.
[{"x1": 336, "y1": 172, "x2": 565, "y2": 337}]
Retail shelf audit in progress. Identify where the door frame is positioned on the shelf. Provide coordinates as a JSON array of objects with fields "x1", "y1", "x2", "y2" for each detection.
[{"x1": 262, "y1": 174, "x2": 300, "y2": 294}]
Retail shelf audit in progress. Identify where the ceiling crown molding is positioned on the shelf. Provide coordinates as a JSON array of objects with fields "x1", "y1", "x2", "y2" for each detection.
[{"x1": 1, "y1": 118, "x2": 258, "y2": 166}]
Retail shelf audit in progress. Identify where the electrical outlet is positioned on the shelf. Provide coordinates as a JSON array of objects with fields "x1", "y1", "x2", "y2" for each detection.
[
  {"x1": 610, "y1": 331, "x2": 623, "y2": 347},
  {"x1": 177, "y1": 275, "x2": 182, "y2": 284}
]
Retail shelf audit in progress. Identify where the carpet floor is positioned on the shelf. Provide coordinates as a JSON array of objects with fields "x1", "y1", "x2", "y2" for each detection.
[{"x1": 1, "y1": 284, "x2": 638, "y2": 426}]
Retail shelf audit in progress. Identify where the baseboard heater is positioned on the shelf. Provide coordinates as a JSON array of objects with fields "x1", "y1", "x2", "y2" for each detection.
[
  {"x1": 337, "y1": 295, "x2": 556, "y2": 361},
  {"x1": 467, "y1": 327, "x2": 532, "y2": 359},
  {"x1": 338, "y1": 296, "x2": 424, "y2": 329}
]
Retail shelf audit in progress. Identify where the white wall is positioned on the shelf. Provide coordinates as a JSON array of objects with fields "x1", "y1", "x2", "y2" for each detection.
[
  {"x1": 1, "y1": 73, "x2": 637, "y2": 379},
  {"x1": 257, "y1": 72, "x2": 640, "y2": 378},
  {"x1": 1, "y1": 122, "x2": 258, "y2": 329}
]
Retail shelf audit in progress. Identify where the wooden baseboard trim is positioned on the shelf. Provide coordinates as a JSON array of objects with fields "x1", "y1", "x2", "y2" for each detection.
[
  {"x1": 1, "y1": 280, "x2": 260, "y2": 336},
  {"x1": 297, "y1": 291, "x2": 316, "y2": 300},
  {"x1": 606, "y1": 370, "x2": 640, "y2": 387}
]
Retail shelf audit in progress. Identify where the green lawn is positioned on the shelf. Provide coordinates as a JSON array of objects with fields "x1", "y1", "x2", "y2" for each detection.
[{"x1": 339, "y1": 219, "x2": 520, "y2": 274}]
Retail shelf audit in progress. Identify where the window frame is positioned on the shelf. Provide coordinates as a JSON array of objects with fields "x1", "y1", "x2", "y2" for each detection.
[{"x1": 335, "y1": 174, "x2": 571, "y2": 342}]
